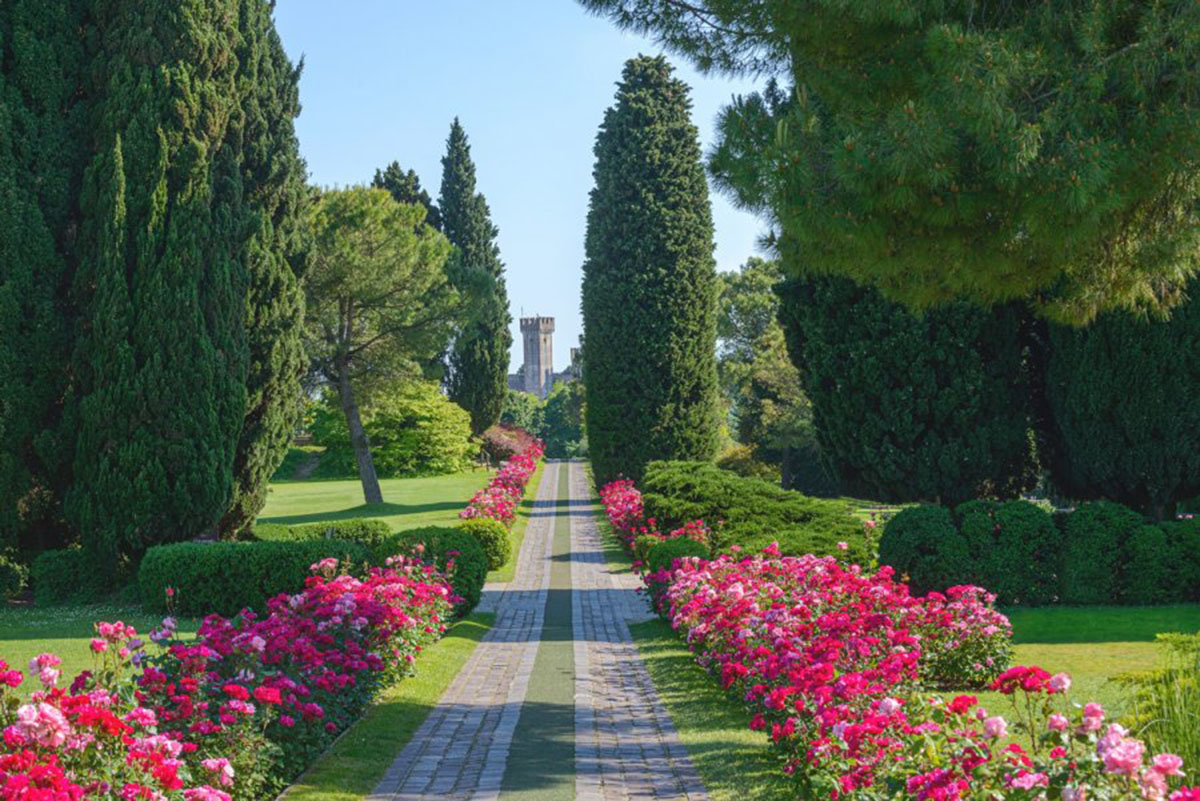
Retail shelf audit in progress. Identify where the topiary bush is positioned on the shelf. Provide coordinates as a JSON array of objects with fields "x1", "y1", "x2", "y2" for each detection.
[
  {"x1": 641, "y1": 461, "x2": 866, "y2": 562},
  {"x1": 878, "y1": 506, "x2": 971, "y2": 596},
  {"x1": 1124, "y1": 524, "x2": 1181, "y2": 605},
  {"x1": 32, "y1": 548, "x2": 100, "y2": 606},
  {"x1": 956, "y1": 500, "x2": 1061, "y2": 606},
  {"x1": 457, "y1": 517, "x2": 511, "y2": 570},
  {"x1": 1164, "y1": 518, "x2": 1200, "y2": 602},
  {"x1": 378, "y1": 526, "x2": 489, "y2": 614},
  {"x1": 251, "y1": 518, "x2": 392, "y2": 557},
  {"x1": 138, "y1": 539, "x2": 371, "y2": 617},
  {"x1": 1059, "y1": 501, "x2": 1145, "y2": 605},
  {"x1": 0, "y1": 554, "x2": 28, "y2": 600}
]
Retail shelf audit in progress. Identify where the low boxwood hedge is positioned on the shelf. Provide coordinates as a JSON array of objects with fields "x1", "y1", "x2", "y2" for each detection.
[
  {"x1": 251, "y1": 518, "x2": 392, "y2": 556},
  {"x1": 377, "y1": 526, "x2": 489, "y2": 615},
  {"x1": 640, "y1": 461, "x2": 866, "y2": 562},
  {"x1": 138, "y1": 539, "x2": 371, "y2": 617}
]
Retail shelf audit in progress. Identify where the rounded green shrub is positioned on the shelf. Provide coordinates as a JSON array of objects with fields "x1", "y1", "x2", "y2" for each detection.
[
  {"x1": 458, "y1": 518, "x2": 511, "y2": 570},
  {"x1": 138, "y1": 539, "x2": 371, "y2": 617},
  {"x1": 644, "y1": 537, "x2": 710, "y2": 575},
  {"x1": 32, "y1": 548, "x2": 99, "y2": 606},
  {"x1": 1162, "y1": 519, "x2": 1200, "y2": 602},
  {"x1": 957, "y1": 500, "x2": 1061, "y2": 606},
  {"x1": 1124, "y1": 525, "x2": 1178, "y2": 605},
  {"x1": 878, "y1": 506, "x2": 971, "y2": 596},
  {"x1": 0, "y1": 555, "x2": 28, "y2": 600},
  {"x1": 1059, "y1": 501, "x2": 1145, "y2": 604},
  {"x1": 379, "y1": 526, "x2": 489, "y2": 615}
]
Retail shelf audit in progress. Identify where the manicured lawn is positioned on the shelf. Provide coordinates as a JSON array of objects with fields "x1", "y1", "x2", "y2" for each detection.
[
  {"x1": 258, "y1": 470, "x2": 492, "y2": 532},
  {"x1": 283, "y1": 613, "x2": 493, "y2": 801},
  {"x1": 1005, "y1": 604, "x2": 1200, "y2": 644},
  {"x1": 0, "y1": 603, "x2": 198, "y2": 697},
  {"x1": 487, "y1": 461, "x2": 546, "y2": 584}
]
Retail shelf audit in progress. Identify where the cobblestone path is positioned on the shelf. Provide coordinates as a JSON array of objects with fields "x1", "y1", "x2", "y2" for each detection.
[{"x1": 368, "y1": 460, "x2": 707, "y2": 801}]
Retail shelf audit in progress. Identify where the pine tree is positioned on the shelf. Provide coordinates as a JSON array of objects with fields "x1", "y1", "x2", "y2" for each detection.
[
  {"x1": 373, "y1": 161, "x2": 441, "y2": 232},
  {"x1": 0, "y1": 0, "x2": 85, "y2": 552},
  {"x1": 582, "y1": 1, "x2": 1200, "y2": 324},
  {"x1": 438, "y1": 119, "x2": 512, "y2": 434},
  {"x1": 582, "y1": 55, "x2": 720, "y2": 484},
  {"x1": 777, "y1": 276, "x2": 1038, "y2": 506},
  {"x1": 220, "y1": 1, "x2": 309, "y2": 535},
  {"x1": 66, "y1": 0, "x2": 250, "y2": 568},
  {"x1": 1043, "y1": 286, "x2": 1200, "y2": 519}
]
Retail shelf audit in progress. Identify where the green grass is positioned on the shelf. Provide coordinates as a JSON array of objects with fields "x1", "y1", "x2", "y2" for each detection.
[
  {"x1": 1005, "y1": 605, "x2": 1200, "y2": 644},
  {"x1": 272, "y1": 445, "x2": 325, "y2": 481},
  {"x1": 487, "y1": 460, "x2": 546, "y2": 584},
  {"x1": 258, "y1": 470, "x2": 492, "y2": 532},
  {"x1": 283, "y1": 613, "x2": 493, "y2": 801},
  {"x1": 0, "y1": 603, "x2": 198, "y2": 697}
]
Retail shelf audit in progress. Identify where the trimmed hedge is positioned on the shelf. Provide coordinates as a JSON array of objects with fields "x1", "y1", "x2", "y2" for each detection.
[
  {"x1": 251, "y1": 518, "x2": 392, "y2": 556},
  {"x1": 881, "y1": 500, "x2": 1200, "y2": 606},
  {"x1": 644, "y1": 536, "x2": 710, "y2": 576},
  {"x1": 377, "y1": 526, "x2": 489, "y2": 615},
  {"x1": 458, "y1": 517, "x2": 511, "y2": 570},
  {"x1": 138, "y1": 540, "x2": 371, "y2": 617},
  {"x1": 640, "y1": 461, "x2": 866, "y2": 562},
  {"x1": 32, "y1": 548, "x2": 99, "y2": 606}
]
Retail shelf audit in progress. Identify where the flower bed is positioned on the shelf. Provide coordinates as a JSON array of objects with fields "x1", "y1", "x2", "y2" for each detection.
[
  {"x1": 0, "y1": 556, "x2": 454, "y2": 800},
  {"x1": 460, "y1": 440, "x2": 544, "y2": 528},
  {"x1": 600, "y1": 478, "x2": 1199, "y2": 799}
]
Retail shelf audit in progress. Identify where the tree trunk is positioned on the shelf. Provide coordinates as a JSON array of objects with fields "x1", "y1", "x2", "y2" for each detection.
[{"x1": 337, "y1": 358, "x2": 384, "y2": 505}]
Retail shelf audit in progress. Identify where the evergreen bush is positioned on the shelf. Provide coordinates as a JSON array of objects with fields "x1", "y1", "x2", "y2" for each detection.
[
  {"x1": 0, "y1": 554, "x2": 27, "y2": 600},
  {"x1": 31, "y1": 548, "x2": 99, "y2": 606},
  {"x1": 956, "y1": 500, "x2": 1061, "y2": 606},
  {"x1": 457, "y1": 518, "x2": 511, "y2": 570},
  {"x1": 1059, "y1": 501, "x2": 1145, "y2": 605},
  {"x1": 379, "y1": 526, "x2": 489, "y2": 615},
  {"x1": 878, "y1": 506, "x2": 971, "y2": 597}
]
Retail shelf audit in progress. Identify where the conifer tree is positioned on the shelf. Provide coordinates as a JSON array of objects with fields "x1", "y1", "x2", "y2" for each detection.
[
  {"x1": 220, "y1": 2, "x2": 309, "y2": 535},
  {"x1": 438, "y1": 119, "x2": 513, "y2": 435},
  {"x1": 66, "y1": 0, "x2": 251, "y2": 566},
  {"x1": 582, "y1": 55, "x2": 720, "y2": 484},
  {"x1": 373, "y1": 162, "x2": 441, "y2": 232},
  {"x1": 581, "y1": 0, "x2": 1200, "y2": 324}
]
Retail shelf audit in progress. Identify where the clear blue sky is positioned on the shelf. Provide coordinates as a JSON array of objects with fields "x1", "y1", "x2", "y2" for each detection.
[{"x1": 273, "y1": 1, "x2": 767, "y2": 374}]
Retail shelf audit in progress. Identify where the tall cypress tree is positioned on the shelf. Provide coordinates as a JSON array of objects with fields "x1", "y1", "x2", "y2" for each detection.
[
  {"x1": 0, "y1": 0, "x2": 85, "y2": 552},
  {"x1": 438, "y1": 119, "x2": 512, "y2": 434},
  {"x1": 582, "y1": 55, "x2": 719, "y2": 484},
  {"x1": 66, "y1": 0, "x2": 250, "y2": 567},
  {"x1": 219, "y1": 0, "x2": 309, "y2": 535}
]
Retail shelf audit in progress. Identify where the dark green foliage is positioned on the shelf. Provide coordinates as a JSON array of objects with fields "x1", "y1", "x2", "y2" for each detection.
[
  {"x1": 373, "y1": 161, "x2": 441, "y2": 232},
  {"x1": 956, "y1": 501, "x2": 1060, "y2": 606},
  {"x1": 1162, "y1": 520, "x2": 1200, "y2": 604},
  {"x1": 1043, "y1": 288, "x2": 1200, "y2": 519},
  {"x1": 220, "y1": 2, "x2": 309, "y2": 536},
  {"x1": 1125, "y1": 526, "x2": 1176, "y2": 606},
  {"x1": 252, "y1": 518, "x2": 393, "y2": 557},
  {"x1": 1059, "y1": 501, "x2": 1145, "y2": 605},
  {"x1": 439, "y1": 119, "x2": 513, "y2": 435},
  {"x1": 878, "y1": 506, "x2": 970, "y2": 597},
  {"x1": 0, "y1": 554, "x2": 27, "y2": 600},
  {"x1": 457, "y1": 518, "x2": 510, "y2": 570},
  {"x1": 582, "y1": 56, "x2": 720, "y2": 484},
  {"x1": 640, "y1": 461, "x2": 866, "y2": 562},
  {"x1": 31, "y1": 548, "x2": 98, "y2": 606},
  {"x1": 500, "y1": 390, "x2": 544, "y2": 432},
  {"x1": 139, "y1": 540, "x2": 372, "y2": 617},
  {"x1": 379, "y1": 526, "x2": 489, "y2": 614},
  {"x1": 309, "y1": 383, "x2": 475, "y2": 479},
  {"x1": 541, "y1": 381, "x2": 586, "y2": 459},
  {"x1": 778, "y1": 276, "x2": 1038, "y2": 506},
  {"x1": 582, "y1": 1, "x2": 1200, "y2": 323}
]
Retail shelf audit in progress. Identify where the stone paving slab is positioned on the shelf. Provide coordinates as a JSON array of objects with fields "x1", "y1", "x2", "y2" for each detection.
[
  {"x1": 569, "y1": 462, "x2": 709, "y2": 801},
  {"x1": 367, "y1": 461, "x2": 560, "y2": 801}
]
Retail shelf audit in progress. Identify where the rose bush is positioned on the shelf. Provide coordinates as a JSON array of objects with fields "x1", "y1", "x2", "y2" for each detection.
[
  {"x1": 460, "y1": 440, "x2": 544, "y2": 527},
  {"x1": 0, "y1": 555, "x2": 454, "y2": 800}
]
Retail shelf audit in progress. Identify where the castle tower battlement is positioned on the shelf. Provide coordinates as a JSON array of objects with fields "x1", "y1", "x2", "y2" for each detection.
[{"x1": 520, "y1": 316, "x2": 555, "y2": 398}]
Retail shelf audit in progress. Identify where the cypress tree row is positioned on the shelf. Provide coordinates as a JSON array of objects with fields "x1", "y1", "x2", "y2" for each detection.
[
  {"x1": 438, "y1": 119, "x2": 513, "y2": 435},
  {"x1": 582, "y1": 55, "x2": 720, "y2": 484},
  {"x1": 777, "y1": 276, "x2": 1038, "y2": 506},
  {"x1": 1043, "y1": 287, "x2": 1200, "y2": 520}
]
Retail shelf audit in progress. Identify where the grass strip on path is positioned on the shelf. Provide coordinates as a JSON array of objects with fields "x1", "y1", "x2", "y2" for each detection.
[
  {"x1": 500, "y1": 462, "x2": 575, "y2": 801},
  {"x1": 283, "y1": 612, "x2": 494, "y2": 801},
  {"x1": 488, "y1": 459, "x2": 547, "y2": 585}
]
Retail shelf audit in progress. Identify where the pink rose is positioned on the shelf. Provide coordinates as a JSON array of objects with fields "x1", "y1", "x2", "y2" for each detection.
[
  {"x1": 1048, "y1": 714, "x2": 1069, "y2": 732},
  {"x1": 1048, "y1": 672, "x2": 1072, "y2": 693},
  {"x1": 1152, "y1": 754, "x2": 1185, "y2": 777},
  {"x1": 984, "y1": 715, "x2": 1008, "y2": 739}
]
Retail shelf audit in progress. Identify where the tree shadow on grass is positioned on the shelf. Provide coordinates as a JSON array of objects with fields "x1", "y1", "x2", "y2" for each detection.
[{"x1": 258, "y1": 501, "x2": 462, "y2": 527}]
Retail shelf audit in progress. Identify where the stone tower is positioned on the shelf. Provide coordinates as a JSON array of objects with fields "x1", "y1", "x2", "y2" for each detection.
[{"x1": 520, "y1": 316, "x2": 554, "y2": 398}]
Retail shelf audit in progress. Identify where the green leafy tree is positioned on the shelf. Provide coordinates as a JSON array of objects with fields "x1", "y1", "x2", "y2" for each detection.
[
  {"x1": 1043, "y1": 285, "x2": 1200, "y2": 519},
  {"x1": 581, "y1": 0, "x2": 1200, "y2": 324},
  {"x1": 582, "y1": 55, "x2": 720, "y2": 484},
  {"x1": 66, "y1": 0, "x2": 252, "y2": 569},
  {"x1": 542, "y1": 381, "x2": 586, "y2": 459},
  {"x1": 500, "y1": 390, "x2": 545, "y2": 433},
  {"x1": 438, "y1": 119, "x2": 513, "y2": 434},
  {"x1": 373, "y1": 161, "x2": 441, "y2": 232},
  {"x1": 220, "y1": 2, "x2": 309, "y2": 536},
  {"x1": 777, "y1": 276, "x2": 1038, "y2": 505},
  {"x1": 303, "y1": 187, "x2": 456, "y2": 504}
]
